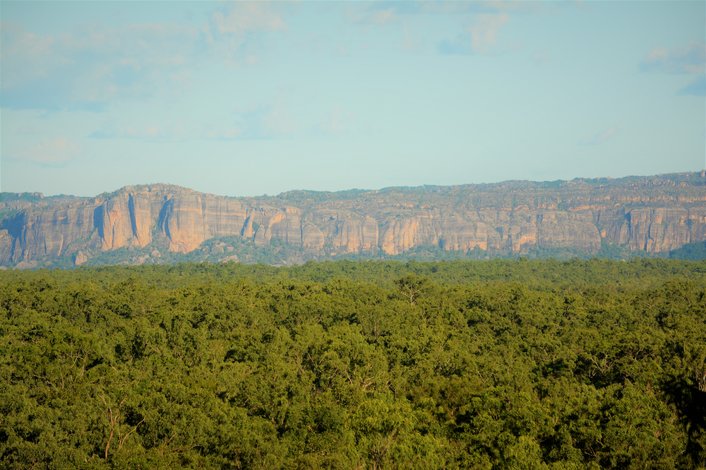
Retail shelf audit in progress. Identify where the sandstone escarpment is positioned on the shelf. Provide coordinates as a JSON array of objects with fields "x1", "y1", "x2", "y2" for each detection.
[{"x1": 1, "y1": 173, "x2": 705, "y2": 267}]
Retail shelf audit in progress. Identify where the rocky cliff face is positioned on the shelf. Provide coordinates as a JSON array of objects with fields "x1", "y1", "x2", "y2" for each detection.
[{"x1": 1, "y1": 173, "x2": 705, "y2": 267}]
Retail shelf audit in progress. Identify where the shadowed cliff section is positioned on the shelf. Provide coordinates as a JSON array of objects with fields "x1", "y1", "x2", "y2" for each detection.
[{"x1": 1, "y1": 173, "x2": 705, "y2": 267}]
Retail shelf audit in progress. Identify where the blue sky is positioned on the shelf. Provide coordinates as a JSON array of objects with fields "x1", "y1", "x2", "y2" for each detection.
[{"x1": 1, "y1": 1, "x2": 704, "y2": 197}]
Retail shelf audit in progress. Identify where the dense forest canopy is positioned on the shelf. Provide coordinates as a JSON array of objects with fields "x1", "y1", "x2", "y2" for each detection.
[{"x1": 1, "y1": 259, "x2": 705, "y2": 468}]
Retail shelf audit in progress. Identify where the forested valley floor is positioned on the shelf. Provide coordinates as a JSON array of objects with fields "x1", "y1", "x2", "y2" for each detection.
[{"x1": 1, "y1": 259, "x2": 705, "y2": 468}]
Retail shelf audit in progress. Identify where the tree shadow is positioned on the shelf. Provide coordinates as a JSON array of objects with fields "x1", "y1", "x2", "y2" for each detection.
[{"x1": 663, "y1": 375, "x2": 706, "y2": 466}]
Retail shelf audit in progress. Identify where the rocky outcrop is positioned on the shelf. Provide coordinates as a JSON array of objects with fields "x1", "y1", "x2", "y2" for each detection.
[{"x1": 1, "y1": 173, "x2": 705, "y2": 267}]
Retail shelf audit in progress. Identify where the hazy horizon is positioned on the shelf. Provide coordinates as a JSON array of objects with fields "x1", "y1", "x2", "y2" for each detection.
[
  {"x1": 2, "y1": 1, "x2": 705, "y2": 197},
  {"x1": 1, "y1": 169, "x2": 704, "y2": 200}
]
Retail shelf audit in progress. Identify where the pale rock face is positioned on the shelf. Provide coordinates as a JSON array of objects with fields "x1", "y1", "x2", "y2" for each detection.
[
  {"x1": 0, "y1": 230, "x2": 13, "y2": 262},
  {"x1": 1, "y1": 174, "x2": 705, "y2": 266},
  {"x1": 8, "y1": 204, "x2": 98, "y2": 263},
  {"x1": 537, "y1": 211, "x2": 601, "y2": 252},
  {"x1": 160, "y1": 194, "x2": 208, "y2": 253},
  {"x1": 381, "y1": 215, "x2": 441, "y2": 255},
  {"x1": 153, "y1": 189, "x2": 250, "y2": 253},
  {"x1": 302, "y1": 223, "x2": 325, "y2": 250},
  {"x1": 97, "y1": 195, "x2": 134, "y2": 250},
  {"x1": 73, "y1": 251, "x2": 88, "y2": 266},
  {"x1": 203, "y1": 198, "x2": 248, "y2": 239},
  {"x1": 252, "y1": 209, "x2": 293, "y2": 246},
  {"x1": 333, "y1": 215, "x2": 379, "y2": 253},
  {"x1": 688, "y1": 207, "x2": 706, "y2": 242},
  {"x1": 361, "y1": 216, "x2": 379, "y2": 251},
  {"x1": 128, "y1": 192, "x2": 155, "y2": 247},
  {"x1": 614, "y1": 207, "x2": 702, "y2": 253},
  {"x1": 438, "y1": 213, "x2": 491, "y2": 251},
  {"x1": 269, "y1": 210, "x2": 303, "y2": 246},
  {"x1": 333, "y1": 219, "x2": 357, "y2": 253}
]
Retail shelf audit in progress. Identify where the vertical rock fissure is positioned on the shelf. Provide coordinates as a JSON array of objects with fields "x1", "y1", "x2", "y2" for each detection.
[
  {"x1": 93, "y1": 205, "x2": 106, "y2": 242},
  {"x1": 158, "y1": 198, "x2": 173, "y2": 240},
  {"x1": 625, "y1": 211, "x2": 633, "y2": 240},
  {"x1": 200, "y1": 195, "x2": 207, "y2": 243},
  {"x1": 240, "y1": 213, "x2": 252, "y2": 238},
  {"x1": 128, "y1": 194, "x2": 139, "y2": 240},
  {"x1": 3, "y1": 212, "x2": 27, "y2": 262},
  {"x1": 299, "y1": 219, "x2": 304, "y2": 247},
  {"x1": 686, "y1": 216, "x2": 694, "y2": 243}
]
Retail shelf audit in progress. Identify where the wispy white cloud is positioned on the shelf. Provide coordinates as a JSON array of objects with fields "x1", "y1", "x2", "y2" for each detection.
[
  {"x1": 469, "y1": 13, "x2": 509, "y2": 53},
  {"x1": 89, "y1": 121, "x2": 244, "y2": 141},
  {"x1": 350, "y1": 7, "x2": 398, "y2": 26},
  {"x1": 12, "y1": 138, "x2": 80, "y2": 166},
  {"x1": 350, "y1": 0, "x2": 537, "y2": 23},
  {"x1": 0, "y1": 3, "x2": 288, "y2": 111},
  {"x1": 0, "y1": 20, "x2": 202, "y2": 111},
  {"x1": 212, "y1": 3, "x2": 285, "y2": 35},
  {"x1": 346, "y1": 2, "x2": 407, "y2": 26},
  {"x1": 347, "y1": 1, "x2": 540, "y2": 56},
  {"x1": 203, "y1": 3, "x2": 287, "y2": 65},
  {"x1": 88, "y1": 103, "x2": 298, "y2": 142},
  {"x1": 90, "y1": 125, "x2": 176, "y2": 141},
  {"x1": 678, "y1": 76, "x2": 706, "y2": 96},
  {"x1": 640, "y1": 42, "x2": 706, "y2": 96},
  {"x1": 438, "y1": 13, "x2": 508, "y2": 55},
  {"x1": 371, "y1": 8, "x2": 397, "y2": 25},
  {"x1": 640, "y1": 43, "x2": 706, "y2": 75},
  {"x1": 0, "y1": 23, "x2": 60, "y2": 88}
]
